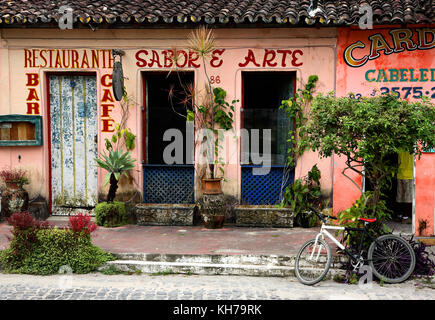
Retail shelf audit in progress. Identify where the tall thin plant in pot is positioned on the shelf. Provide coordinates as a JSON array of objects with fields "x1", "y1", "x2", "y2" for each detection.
[{"x1": 186, "y1": 27, "x2": 237, "y2": 194}]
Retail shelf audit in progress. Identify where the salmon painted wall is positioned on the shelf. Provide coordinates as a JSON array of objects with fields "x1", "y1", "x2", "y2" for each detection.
[
  {"x1": 0, "y1": 27, "x2": 337, "y2": 208},
  {"x1": 415, "y1": 153, "x2": 435, "y2": 237},
  {"x1": 335, "y1": 25, "x2": 435, "y2": 236}
]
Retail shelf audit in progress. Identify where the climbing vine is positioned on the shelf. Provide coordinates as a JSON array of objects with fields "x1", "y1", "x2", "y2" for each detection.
[{"x1": 279, "y1": 75, "x2": 319, "y2": 168}]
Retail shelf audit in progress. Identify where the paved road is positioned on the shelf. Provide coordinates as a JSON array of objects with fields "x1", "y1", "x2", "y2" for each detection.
[{"x1": 0, "y1": 273, "x2": 433, "y2": 300}]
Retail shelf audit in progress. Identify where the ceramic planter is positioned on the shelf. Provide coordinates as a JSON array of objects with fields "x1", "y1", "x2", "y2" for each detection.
[{"x1": 202, "y1": 178, "x2": 222, "y2": 195}]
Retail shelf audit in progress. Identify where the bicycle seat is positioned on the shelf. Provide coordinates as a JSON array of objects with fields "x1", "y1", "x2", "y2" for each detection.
[{"x1": 358, "y1": 218, "x2": 376, "y2": 223}]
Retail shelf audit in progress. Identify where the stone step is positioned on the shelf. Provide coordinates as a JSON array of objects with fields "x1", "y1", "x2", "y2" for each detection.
[
  {"x1": 113, "y1": 253, "x2": 294, "y2": 266},
  {"x1": 112, "y1": 252, "x2": 347, "y2": 267},
  {"x1": 99, "y1": 260, "x2": 347, "y2": 278}
]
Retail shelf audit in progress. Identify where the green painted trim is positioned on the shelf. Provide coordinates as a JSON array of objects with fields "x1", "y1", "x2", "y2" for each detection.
[{"x1": 0, "y1": 114, "x2": 43, "y2": 146}]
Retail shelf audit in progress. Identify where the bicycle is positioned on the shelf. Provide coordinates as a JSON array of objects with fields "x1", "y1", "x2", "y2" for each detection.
[{"x1": 294, "y1": 207, "x2": 416, "y2": 285}]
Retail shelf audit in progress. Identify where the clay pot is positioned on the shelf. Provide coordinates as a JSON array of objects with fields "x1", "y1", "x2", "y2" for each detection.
[
  {"x1": 202, "y1": 178, "x2": 222, "y2": 195},
  {"x1": 202, "y1": 214, "x2": 225, "y2": 229}
]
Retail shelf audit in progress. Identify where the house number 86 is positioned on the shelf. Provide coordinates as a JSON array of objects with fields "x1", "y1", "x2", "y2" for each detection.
[{"x1": 210, "y1": 76, "x2": 221, "y2": 84}]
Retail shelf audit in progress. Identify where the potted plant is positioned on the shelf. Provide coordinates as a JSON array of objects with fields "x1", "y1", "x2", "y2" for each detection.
[
  {"x1": 169, "y1": 27, "x2": 237, "y2": 195},
  {"x1": 279, "y1": 164, "x2": 323, "y2": 228},
  {"x1": 196, "y1": 195, "x2": 226, "y2": 229},
  {"x1": 94, "y1": 123, "x2": 136, "y2": 227},
  {"x1": 0, "y1": 167, "x2": 30, "y2": 218},
  {"x1": 166, "y1": 27, "x2": 237, "y2": 228}
]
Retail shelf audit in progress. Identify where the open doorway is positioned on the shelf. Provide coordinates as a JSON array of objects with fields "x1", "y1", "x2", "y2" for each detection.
[
  {"x1": 240, "y1": 71, "x2": 296, "y2": 205},
  {"x1": 364, "y1": 151, "x2": 414, "y2": 234},
  {"x1": 142, "y1": 71, "x2": 195, "y2": 204}
]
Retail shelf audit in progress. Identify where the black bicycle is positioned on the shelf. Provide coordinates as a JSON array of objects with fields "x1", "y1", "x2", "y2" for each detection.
[{"x1": 294, "y1": 207, "x2": 416, "y2": 285}]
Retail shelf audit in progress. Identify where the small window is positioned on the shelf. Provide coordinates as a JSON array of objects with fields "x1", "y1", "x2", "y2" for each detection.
[
  {"x1": 242, "y1": 72, "x2": 295, "y2": 166},
  {"x1": 0, "y1": 115, "x2": 42, "y2": 146}
]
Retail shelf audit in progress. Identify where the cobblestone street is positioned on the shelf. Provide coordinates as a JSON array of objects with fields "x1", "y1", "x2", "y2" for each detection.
[{"x1": 0, "y1": 273, "x2": 434, "y2": 300}]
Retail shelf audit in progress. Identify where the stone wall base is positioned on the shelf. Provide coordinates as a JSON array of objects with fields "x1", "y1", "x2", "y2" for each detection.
[
  {"x1": 235, "y1": 205, "x2": 294, "y2": 228},
  {"x1": 136, "y1": 203, "x2": 195, "y2": 226}
]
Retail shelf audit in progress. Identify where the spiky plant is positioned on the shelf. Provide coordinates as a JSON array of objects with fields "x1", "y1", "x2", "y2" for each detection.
[{"x1": 95, "y1": 149, "x2": 136, "y2": 202}]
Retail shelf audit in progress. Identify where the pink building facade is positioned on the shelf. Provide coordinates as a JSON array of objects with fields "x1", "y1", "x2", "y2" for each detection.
[{"x1": 0, "y1": 1, "x2": 433, "y2": 237}]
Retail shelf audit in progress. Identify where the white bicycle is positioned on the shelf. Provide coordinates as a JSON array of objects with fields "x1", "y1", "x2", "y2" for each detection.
[{"x1": 294, "y1": 207, "x2": 416, "y2": 285}]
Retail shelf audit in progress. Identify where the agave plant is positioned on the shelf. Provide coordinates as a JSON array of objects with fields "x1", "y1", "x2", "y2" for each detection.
[{"x1": 95, "y1": 149, "x2": 136, "y2": 202}]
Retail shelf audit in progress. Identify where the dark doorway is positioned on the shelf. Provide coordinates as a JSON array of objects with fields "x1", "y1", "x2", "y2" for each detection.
[
  {"x1": 241, "y1": 71, "x2": 296, "y2": 205},
  {"x1": 142, "y1": 72, "x2": 195, "y2": 204},
  {"x1": 365, "y1": 152, "x2": 413, "y2": 225},
  {"x1": 144, "y1": 72, "x2": 194, "y2": 164}
]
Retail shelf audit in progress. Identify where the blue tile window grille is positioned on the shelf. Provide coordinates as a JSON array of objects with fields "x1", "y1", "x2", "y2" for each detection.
[
  {"x1": 143, "y1": 164, "x2": 194, "y2": 203},
  {"x1": 241, "y1": 165, "x2": 294, "y2": 205}
]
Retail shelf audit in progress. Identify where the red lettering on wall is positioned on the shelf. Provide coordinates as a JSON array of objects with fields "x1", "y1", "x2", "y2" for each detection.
[
  {"x1": 162, "y1": 50, "x2": 174, "y2": 68},
  {"x1": 24, "y1": 49, "x2": 32, "y2": 68},
  {"x1": 176, "y1": 50, "x2": 188, "y2": 68},
  {"x1": 71, "y1": 50, "x2": 80, "y2": 68},
  {"x1": 188, "y1": 50, "x2": 200, "y2": 68},
  {"x1": 81, "y1": 51, "x2": 90, "y2": 68},
  {"x1": 101, "y1": 118, "x2": 115, "y2": 132},
  {"x1": 136, "y1": 50, "x2": 148, "y2": 67},
  {"x1": 26, "y1": 73, "x2": 39, "y2": 86},
  {"x1": 25, "y1": 74, "x2": 40, "y2": 114},
  {"x1": 149, "y1": 50, "x2": 162, "y2": 68},
  {"x1": 26, "y1": 88, "x2": 39, "y2": 101},
  {"x1": 276, "y1": 50, "x2": 292, "y2": 67},
  {"x1": 263, "y1": 49, "x2": 277, "y2": 67},
  {"x1": 101, "y1": 74, "x2": 113, "y2": 87},
  {"x1": 26, "y1": 102, "x2": 40, "y2": 115},
  {"x1": 210, "y1": 49, "x2": 225, "y2": 68},
  {"x1": 101, "y1": 89, "x2": 115, "y2": 103},
  {"x1": 292, "y1": 50, "x2": 303, "y2": 66},
  {"x1": 101, "y1": 104, "x2": 114, "y2": 118},
  {"x1": 238, "y1": 49, "x2": 260, "y2": 67}
]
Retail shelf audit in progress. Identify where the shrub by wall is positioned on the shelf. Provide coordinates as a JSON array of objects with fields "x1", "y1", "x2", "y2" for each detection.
[
  {"x1": 0, "y1": 212, "x2": 114, "y2": 275},
  {"x1": 95, "y1": 201, "x2": 127, "y2": 227}
]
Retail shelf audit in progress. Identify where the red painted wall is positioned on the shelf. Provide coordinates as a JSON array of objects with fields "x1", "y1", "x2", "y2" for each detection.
[{"x1": 335, "y1": 25, "x2": 435, "y2": 236}]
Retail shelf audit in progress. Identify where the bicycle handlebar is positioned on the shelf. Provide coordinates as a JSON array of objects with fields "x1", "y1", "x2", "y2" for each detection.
[{"x1": 306, "y1": 206, "x2": 337, "y2": 221}]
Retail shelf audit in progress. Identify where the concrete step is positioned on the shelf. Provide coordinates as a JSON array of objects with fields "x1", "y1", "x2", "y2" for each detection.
[
  {"x1": 100, "y1": 252, "x2": 348, "y2": 277},
  {"x1": 112, "y1": 253, "x2": 295, "y2": 266},
  {"x1": 112, "y1": 252, "x2": 348, "y2": 267},
  {"x1": 99, "y1": 259, "x2": 346, "y2": 278}
]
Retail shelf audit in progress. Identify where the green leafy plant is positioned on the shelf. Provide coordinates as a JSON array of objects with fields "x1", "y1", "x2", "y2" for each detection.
[
  {"x1": 94, "y1": 201, "x2": 127, "y2": 227},
  {"x1": 299, "y1": 93, "x2": 435, "y2": 216},
  {"x1": 95, "y1": 150, "x2": 136, "y2": 202},
  {"x1": 96, "y1": 122, "x2": 137, "y2": 203},
  {"x1": 336, "y1": 192, "x2": 391, "y2": 250},
  {"x1": 279, "y1": 75, "x2": 318, "y2": 168},
  {"x1": 279, "y1": 164, "x2": 323, "y2": 227},
  {"x1": 0, "y1": 212, "x2": 114, "y2": 275}
]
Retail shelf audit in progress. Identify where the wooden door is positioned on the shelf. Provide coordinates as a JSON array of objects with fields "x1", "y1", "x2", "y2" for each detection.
[{"x1": 49, "y1": 75, "x2": 98, "y2": 213}]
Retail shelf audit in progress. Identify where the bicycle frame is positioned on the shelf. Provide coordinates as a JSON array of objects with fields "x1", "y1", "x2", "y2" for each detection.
[{"x1": 313, "y1": 220, "x2": 377, "y2": 264}]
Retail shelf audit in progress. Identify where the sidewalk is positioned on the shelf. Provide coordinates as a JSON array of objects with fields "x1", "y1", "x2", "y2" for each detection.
[
  {"x1": 1, "y1": 218, "x2": 430, "y2": 277},
  {"x1": 0, "y1": 218, "x2": 320, "y2": 256}
]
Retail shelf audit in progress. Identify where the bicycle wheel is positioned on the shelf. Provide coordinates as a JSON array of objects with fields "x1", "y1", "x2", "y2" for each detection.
[
  {"x1": 368, "y1": 234, "x2": 416, "y2": 283},
  {"x1": 295, "y1": 238, "x2": 332, "y2": 285}
]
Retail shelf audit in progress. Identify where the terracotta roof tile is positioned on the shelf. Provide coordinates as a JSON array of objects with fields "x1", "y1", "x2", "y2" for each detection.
[{"x1": 0, "y1": 0, "x2": 432, "y2": 26}]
